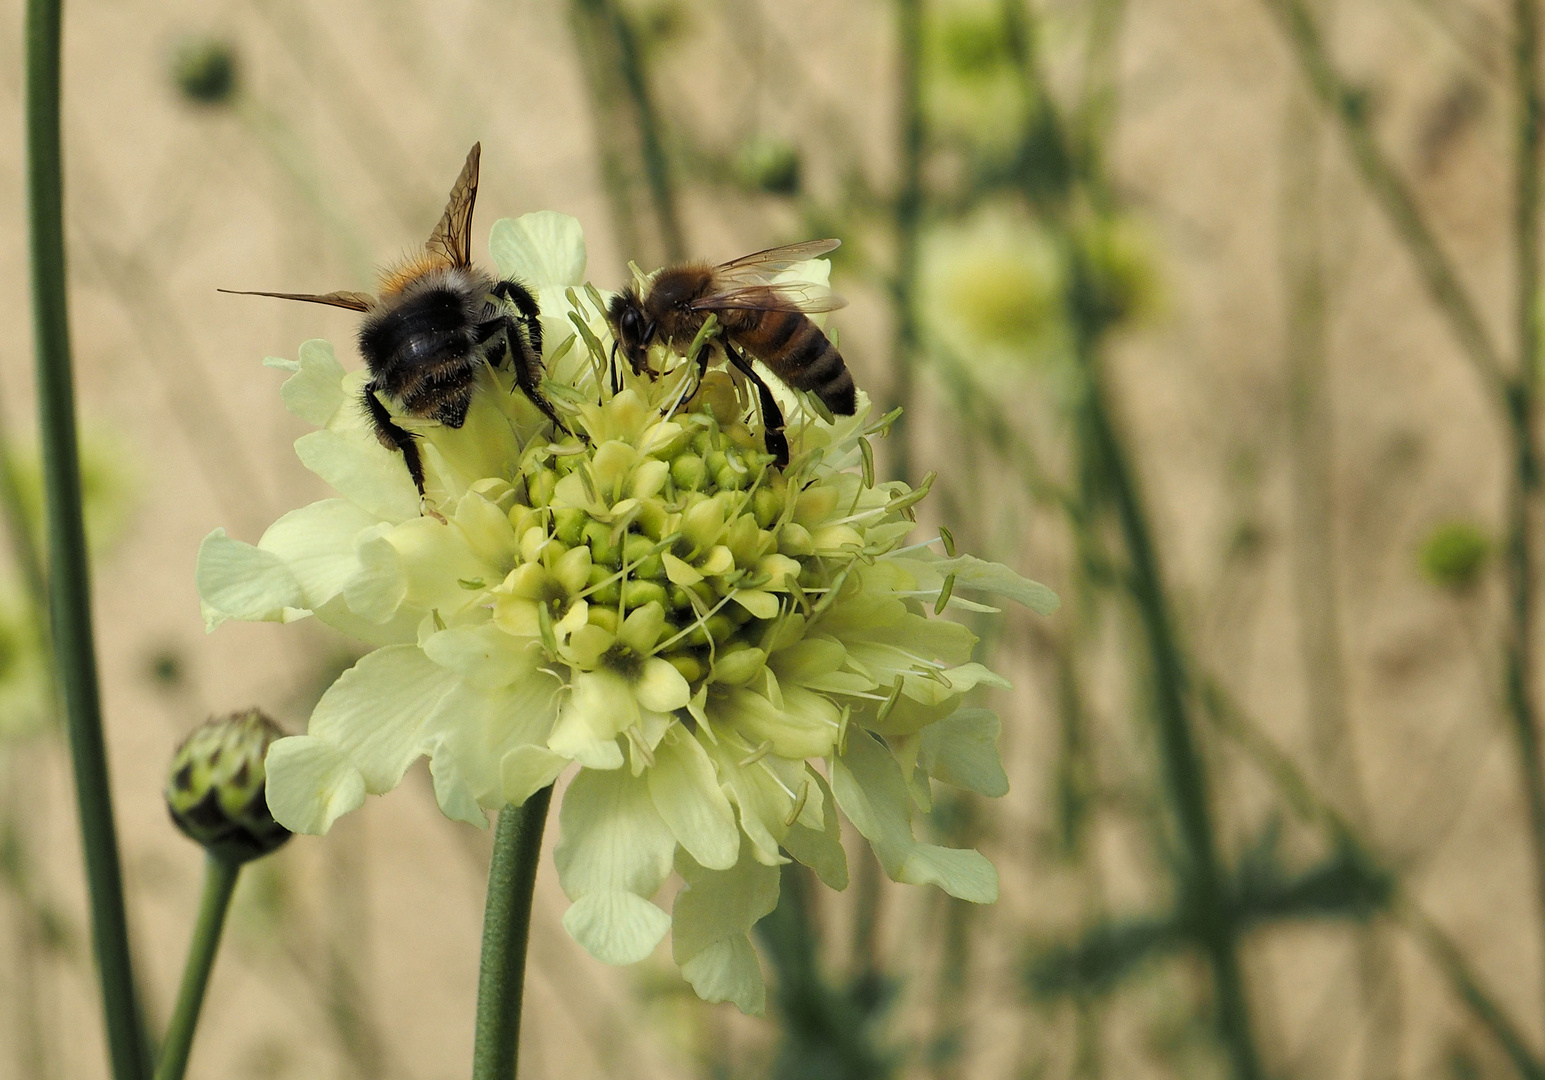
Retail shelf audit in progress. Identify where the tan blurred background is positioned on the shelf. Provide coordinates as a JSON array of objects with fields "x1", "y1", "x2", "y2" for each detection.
[{"x1": 0, "y1": 0, "x2": 1538, "y2": 1077}]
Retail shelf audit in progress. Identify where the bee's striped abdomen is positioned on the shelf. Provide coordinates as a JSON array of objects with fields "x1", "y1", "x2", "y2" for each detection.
[{"x1": 743, "y1": 312, "x2": 855, "y2": 415}]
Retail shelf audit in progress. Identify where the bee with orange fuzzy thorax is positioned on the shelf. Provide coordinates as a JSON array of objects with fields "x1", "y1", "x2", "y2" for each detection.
[{"x1": 222, "y1": 143, "x2": 561, "y2": 505}]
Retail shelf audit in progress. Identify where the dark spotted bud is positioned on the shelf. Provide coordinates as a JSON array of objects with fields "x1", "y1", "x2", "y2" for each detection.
[
  {"x1": 171, "y1": 39, "x2": 238, "y2": 106},
  {"x1": 165, "y1": 709, "x2": 289, "y2": 863}
]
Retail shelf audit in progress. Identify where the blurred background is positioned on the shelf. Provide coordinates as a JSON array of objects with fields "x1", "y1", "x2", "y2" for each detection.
[{"x1": 0, "y1": 0, "x2": 1538, "y2": 1077}]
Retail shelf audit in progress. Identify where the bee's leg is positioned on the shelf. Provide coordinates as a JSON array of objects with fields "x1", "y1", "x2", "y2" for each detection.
[
  {"x1": 478, "y1": 315, "x2": 569, "y2": 434},
  {"x1": 724, "y1": 344, "x2": 790, "y2": 468},
  {"x1": 361, "y1": 384, "x2": 434, "y2": 511},
  {"x1": 609, "y1": 341, "x2": 623, "y2": 396},
  {"x1": 491, "y1": 280, "x2": 543, "y2": 359}
]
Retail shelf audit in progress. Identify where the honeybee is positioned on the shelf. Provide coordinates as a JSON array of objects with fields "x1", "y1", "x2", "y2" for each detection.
[
  {"x1": 222, "y1": 143, "x2": 560, "y2": 502},
  {"x1": 607, "y1": 239, "x2": 855, "y2": 466}
]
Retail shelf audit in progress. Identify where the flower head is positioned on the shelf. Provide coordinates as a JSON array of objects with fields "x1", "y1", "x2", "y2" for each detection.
[
  {"x1": 197, "y1": 211, "x2": 1057, "y2": 1012},
  {"x1": 166, "y1": 708, "x2": 291, "y2": 863}
]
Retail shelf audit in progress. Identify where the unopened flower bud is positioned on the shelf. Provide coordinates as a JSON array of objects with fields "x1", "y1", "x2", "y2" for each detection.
[
  {"x1": 165, "y1": 709, "x2": 290, "y2": 863},
  {"x1": 172, "y1": 38, "x2": 238, "y2": 106},
  {"x1": 752, "y1": 486, "x2": 783, "y2": 528},
  {"x1": 672, "y1": 454, "x2": 707, "y2": 491}
]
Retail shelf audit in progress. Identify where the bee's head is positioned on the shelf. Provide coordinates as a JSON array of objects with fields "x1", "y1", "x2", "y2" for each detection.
[{"x1": 607, "y1": 290, "x2": 655, "y2": 374}]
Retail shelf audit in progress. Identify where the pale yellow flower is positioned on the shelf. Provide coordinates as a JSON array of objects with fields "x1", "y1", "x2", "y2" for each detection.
[{"x1": 197, "y1": 211, "x2": 1057, "y2": 1012}]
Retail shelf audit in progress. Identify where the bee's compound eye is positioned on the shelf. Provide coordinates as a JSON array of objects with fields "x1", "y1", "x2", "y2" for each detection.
[{"x1": 619, "y1": 305, "x2": 644, "y2": 342}]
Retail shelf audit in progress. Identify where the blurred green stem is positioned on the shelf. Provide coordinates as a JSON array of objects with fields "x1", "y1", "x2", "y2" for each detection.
[
  {"x1": 25, "y1": 0, "x2": 149, "y2": 1077},
  {"x1": 1262, "y1": 0, "x2": 1508, "y2": 392},
  {"x1": 569, "y1": 0, "x2": 683, "y2": 267},
  {"x1": 472, "y1": 787, "x2": 553, "y2": 1080},
  {"x1": 1268, "y1": 0, "x2": 1545, "y2": 1037},
  {"x1": 1198, "y1": 676, "x2": 1545, "y2": 1080},
  {"x1": 1278, "y1": 33, "x2": 1403, "y2": 1077},
  {"x1": 1507, "y1": 0, "x2": 1545, "y2": 1038},
  {"x1": 888, "y1": 0, "x2": 925, "y2": 488},
  {"x1": 759, "y1": 862, "x2": 891, "y2": 1080},
  {"x1": 154, "y1": 856, "x2": 240, "y2": 1080},
  {"x1": 1077, "y1": 336, "x2": 1264, "y2": 1080}
]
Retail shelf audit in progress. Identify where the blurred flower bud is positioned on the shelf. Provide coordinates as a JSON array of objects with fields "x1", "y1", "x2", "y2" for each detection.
[
  {"x1": 1421, "y1": 520, "x2": 1491, "y2": 591},
  {"x1": 735, "y1": 135, "x2": 801, "y2": 195},
  {"x1": 172, "y1": 38, "x2": 239, "y2": 106},
  {"x1": 165, "y1": 709, "x2": 290, "y2": 863}
]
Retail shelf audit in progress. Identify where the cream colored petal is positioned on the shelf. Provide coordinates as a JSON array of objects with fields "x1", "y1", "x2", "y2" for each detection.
[
  {"x1": 342, "y1": 533, "x2": 408, "y2": 624},
  {"x1": 562, "y1": 891, "x2": 671, "y2": 965},
  {"x1": 264, "y1": 338, "x2": 346, "y2": 427},
  {"x1": 549, "y1": 671, "x2": 636, "y2": 765},
  {"x1": 424, "y1": 623, "x2": 545, "y2": 690},
  {"x1": 708, "y1": 742, "x2": 790, "y2": 867},
  {"x1": 899, "y1": 846, "x2": 997, "y2": 903},
  {"x1": 731, "y1": 590, "x2": 780, "y2": 620},
  {"x1": 307, "y1": 644, "x2": 458, "y2": 793},
  {"x1": 832, "y1": 729, "x2": 997, "y2": 902},
  {"x1": 782, "y1": 769, "x2": 848, "y2": 889},
  {"x1": 886, "y1": 551, "x2": 1060, "y2": 614},
  {"x1": 295, "y1": 429, "x2": 420, "y2": 523},
  {"x1": 425, "y1": 737, "x2": 488, "y2": 828},
  {"x1": 488, "y1": 211, "x2": 587, "y2": 289},
  {"x1": 830, "y1": 731, "x2": 914, "y2": 876},
  {"x1": 916, "y1": 708, "x2": 1009, "y2": 798},
  {"x1": 672, "y1": 850, "x2": 779, "y2": 1015},
  {"x1": 419, "y1": 676, "x2": 558, "y2": 810},
  {"x1": 311, "y1": 594, "x2": 421, "y2": 647},
  {"x1": 554, "y1": 765, "x2": 677, "y2": 900},
  {"x1": 552, "y1": 545, "x2": 593, "y2": 596},
  {"x1": 647, "y1": 726, "x2": 739, "y2": 870},
  {"x1": 634, "y1": 657, "x2": 690, "y2": 714},
  {"x1": 452, "y1": 491, "x2": 519, "y2": 572},
  {"x1": 561, "y1": 623, "x2": 613, "y2": 669},
  {"x1": 501, "y1": 745, "x2": 571, "y2": 806},
  {"x1": 196, "y1": 529, "x2": 305, "y2": 629},
  {"x1": 386, "y1": 515, "x2": 502, "y2": 615},
  {"x1": 260, "y1": 499, "x2": 379, "y2": 609},
  {"x1": 263, "y1": 735, "x2": 366, "y2": 835},
  {"x1": 662, "y1": 552, "x2": 702, "y2": 586},
  {"x1": 718, "y1": 685, "x2": 838, "y2": 760},
  {"x1": 619, "y1": 603, "x2": 666, "y2": 656}
]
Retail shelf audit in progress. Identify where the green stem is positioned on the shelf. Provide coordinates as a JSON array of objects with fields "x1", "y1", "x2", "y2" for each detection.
[
  {"x1": 888, "y1": 0, "x2": 925, "y2": 488},
  {"x1": 471, "y1": 787, "x2": 553, "y2": 1080},
  {"x1": 1263, "y1": 0, "x2": 1508, "y2": 396},
  {"x1": 154, "y1": 856, "x2": 241, "y2": 1080},
  {"x1": 1508, "y1": 0, "x2": 1545, "y2": 1038},
  {"x1": 568, "y1": 0, "x2": 683, "y2": 267},
  {"x1": 604, "y1": 0, "x2": 683, "y2": 262},
  {"x1": 1079, "y1": 349, "x2": 1264, "y2": 1080},
  {"x1": 1196, "y1": 676, "x2": 1545, "y2": 1080},
  {"x1": 25, "y1": 1, "x2": 149, "y2": 1078}
]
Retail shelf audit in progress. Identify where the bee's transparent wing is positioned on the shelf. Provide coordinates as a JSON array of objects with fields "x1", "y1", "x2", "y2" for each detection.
[
  {"x1": 425, "y1": 143, "x2": 480, "y2": 269},
  {"x1": 692, "y1": 281, "x2": 846, "y2": 313},
  {"x1": 716, "y1": 238, "x2": 841, "y2": 278},
  {"x1": 218, "y1": 288, "x2": 376, "y2": 311}
]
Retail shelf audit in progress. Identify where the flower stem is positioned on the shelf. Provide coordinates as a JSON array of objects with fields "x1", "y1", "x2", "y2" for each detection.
[
  {"x1": 887, "y1": 0, "x2": 925, "y2": 489},
  {"x1": 472, "y1": 787, "x2": 554, "y2": 1080},
  {"x1": 25, "y1": 1, "x2": 150, "y2": 1078},
  {"x1": 154, "y1": 856, "x2": 241, "y2": 1080},
  {"x1": 1078, "y1": 341, "x2": 1264, "y2": 1080}
]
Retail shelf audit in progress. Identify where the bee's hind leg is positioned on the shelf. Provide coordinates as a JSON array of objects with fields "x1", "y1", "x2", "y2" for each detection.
[
  {"x1": 476, "y1": 314, "x2": 570, "y2": 437},
  {"x1": 724, "y1": 344, "x2": 790, "y2": 468},
  {"x1": 362, "y1": 384, "x2": 441, "y2": 518}
]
